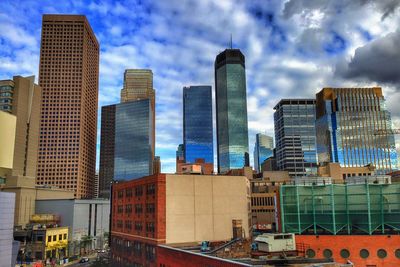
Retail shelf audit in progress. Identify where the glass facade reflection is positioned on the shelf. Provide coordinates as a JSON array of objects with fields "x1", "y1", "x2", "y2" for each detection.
[
  {"x1": 114, "y1": 99, "x2": 153, "y2": 180},
  {"x1": 215, "y1": 49, "x2": 249, "y2": 173},
  {"x1": 274, "y1": 99, "x2": 317, "y2": 177},
  {"x1": 254, "y1": 134, "x2": 274, "y2": 173},
  {"x1": 183, "y1": 86, "x2": 213, "y2": 164},
  {"x1": 316, "y1": 87, "x2": 398, "y2": 173}
]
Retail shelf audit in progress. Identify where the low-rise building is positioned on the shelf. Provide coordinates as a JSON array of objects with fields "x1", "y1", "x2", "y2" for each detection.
[
  {"x1": 110, "y1": 173, "x2": 250, "y2": 266},
  {"x1": 317, "y1": 162, "x2": 375, "y2": 182},
  {"x1": 35, "y1": 198, "x2": 110, "y2": 255}
]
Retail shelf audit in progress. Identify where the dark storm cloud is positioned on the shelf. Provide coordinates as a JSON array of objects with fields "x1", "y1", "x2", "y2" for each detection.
[{"x1": 336, "y1": 30, "x2": 400, "y2": 84}]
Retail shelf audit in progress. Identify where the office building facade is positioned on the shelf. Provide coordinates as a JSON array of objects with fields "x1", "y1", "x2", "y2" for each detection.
[
  {"x1": 215, "y1": 49, "x2": 249, "y2": 173},
  {"x1": 183, "y1": 86, "x2": 213, "y2": 164},
  {"x1": 120, "y1": 69, "x2": 155, "y2": 163},
  {"x1": 274, "y1": 99, "x2": 317, "y2": 177},
  {"x1": 0, "y1": 76, "x2": 41, "y2": 180},
  {"x1": 316, "y1": 87, "x2": 398, "y2": 173},
  {"x1": 0, "y1": 192, "x2": 16, "y2": 266},
  {"x1": 37, "y1": 15, "x2": 99, "y2": 198},
  {"x1": 253, "y1": 134, "x2": 274, "y2": 173},
  {"x1": 99, "y1": 99, "x2": 153, "y2": 186}
]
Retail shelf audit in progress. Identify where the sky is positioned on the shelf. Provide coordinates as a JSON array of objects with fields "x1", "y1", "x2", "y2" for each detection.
[{"x1": 1, "y1": 0, "x2": 400, "y2": 173}]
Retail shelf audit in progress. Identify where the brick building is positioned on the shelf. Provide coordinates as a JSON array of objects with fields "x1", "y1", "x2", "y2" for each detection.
[{"x1": 110, "y1": 173, "x2": 250, "y2": 266}]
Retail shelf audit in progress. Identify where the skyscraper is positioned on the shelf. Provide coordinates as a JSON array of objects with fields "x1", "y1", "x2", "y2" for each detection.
[
  {"x1": 253, "y1": 134, "x2": 274, "y2": 173},
  {"x1": 214, "y1": 49, "x2": 249, "y2": 173},
  {"x1": 120, "y1": 69, "x2": 155, "y2": 163},
  {"x1": 316, "y1": 87, "x2": 398, "y2": 173},
  {"x1": 183, "y1": 86, "x2": 213, "y2": 164},
  {"x1": 274, "y1": 99, "x2": 317, "y2": 177},
  {"x1": 37, "y1": 15, "x2": 99, "y2": 198},
  {"x1": 99, "y1": 99, "x2": 153, "y2": 187},
  {"x1": 0, "y1": 76, "x2": 41, "y2": 180}
]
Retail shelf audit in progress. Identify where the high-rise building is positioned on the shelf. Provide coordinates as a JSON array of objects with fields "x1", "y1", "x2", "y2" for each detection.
[
  {"x1": 274, "y1": 99, "x2": 317, "y2": 177},
  {"x1": 214, "y1": 49, "x2": 249, "y2": 173},
  {"x1": 183, "y1": 86, "x2": 213, "y2": 164},
  {"x1": 253, "y1": 134, "x2": 274, "y2": 173},
  {"x1": 0, "y1": 192, "x2": 16, "y2": 267},
  {"x1": 36, "y1": 15, "x2": 99, "y2": 199},
  {"x1": 98, "y1": 105, "x2": 115, "y2": 199},
  {"x1": 0, "y1": 76, "x2": 41, "y2": 180},
  {"x1": 316, "y1": 87, "x2": 398, "y2": 173},
  {"x1": 120, "y1": 69, "x2": 155, "y2": 162},
  {"x1": 100, "y1": 99, "x2": 153, "y2": 184}
]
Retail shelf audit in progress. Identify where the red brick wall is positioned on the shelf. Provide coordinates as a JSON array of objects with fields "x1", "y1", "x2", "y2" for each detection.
[
  {"x1": 296, "y1": 235, "x2": 400, "y2": 267},
  {"x1": 157, "y1": 246, "x2": 248, "y2": 267},
  {"x1": 111, "y1": 174, "x2": 166, "y2": 266}
]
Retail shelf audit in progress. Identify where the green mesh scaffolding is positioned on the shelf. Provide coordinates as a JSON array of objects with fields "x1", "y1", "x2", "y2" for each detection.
[{"x1": 280, "y1": 183, "x2": 400, "y2": 235}]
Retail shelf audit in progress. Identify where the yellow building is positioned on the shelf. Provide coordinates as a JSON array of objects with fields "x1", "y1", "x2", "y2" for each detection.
[
  {"x1": 45, "y1": 226, "x2": 69, "y2": 260},
  {"x1": 0, "y1": 111, "x2": 16, "y2": 183}
]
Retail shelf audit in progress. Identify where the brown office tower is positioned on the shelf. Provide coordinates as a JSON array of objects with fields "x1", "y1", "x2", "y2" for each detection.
[{"x1": 37, "y1": 15, "x2": 99, "y2": 198}]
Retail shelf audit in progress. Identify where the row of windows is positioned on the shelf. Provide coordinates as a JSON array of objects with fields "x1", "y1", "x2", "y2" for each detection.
[
  {"x1": 117, "y1": 203, "x2": 155, "y2": 214},
  {"x1": 117, "y1": 184, "x2": 156, "y2": 199},
  {"x1": 47, "y1": 233, "x2": 67, "y2": 243},
  {"x1": 306, "y1": 248, "x2": 400, "y2": 260}
]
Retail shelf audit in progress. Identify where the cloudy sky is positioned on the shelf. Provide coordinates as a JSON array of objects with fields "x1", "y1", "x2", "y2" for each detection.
[{"x1": 1, "y1": 0, "x2": 400, "y2": 173}]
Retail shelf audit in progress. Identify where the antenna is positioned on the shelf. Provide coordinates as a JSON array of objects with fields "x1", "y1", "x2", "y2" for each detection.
[{"x1": 230, "y1": 33, "x2": 233, "y2": 49}]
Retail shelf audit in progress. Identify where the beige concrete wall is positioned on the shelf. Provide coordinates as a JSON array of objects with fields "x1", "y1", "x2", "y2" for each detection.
[
  {"x1": 0, "y1": 111, "x2": 16, "y2": 177},
  {"x1": 165, "y1": 174, "x2": 250, "y2": 244},
  {"x1": 36, "y1": 188, "x2": 74, "y2": 200},
  {"x1": 2, "y1": 186, "x2": 36, "y2": 226}
]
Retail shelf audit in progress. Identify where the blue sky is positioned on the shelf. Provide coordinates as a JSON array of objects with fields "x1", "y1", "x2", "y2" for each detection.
[{"x1": 1, "y1": 0, "x2": 400, "y2": 173}]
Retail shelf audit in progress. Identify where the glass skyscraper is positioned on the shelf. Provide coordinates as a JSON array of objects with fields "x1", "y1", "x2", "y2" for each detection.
[
  {"x1": 254, "y1": 133, "x2": 274, "y2": 173},
  {"x1": 183, "y1": 86, "x2": 213, "y2": 164},
  {"x1": 215, "y1": 49, "x2": 249, "y2": 173},
  {"x1": 316, "y1": 87, "x2": 398, "y2": 173},
  {"x1": 99, "y1": 99, "x2": 153, "y2": 187},
  {"x1": 274, "y1": 99, "x2": 318, "y2": 177}
]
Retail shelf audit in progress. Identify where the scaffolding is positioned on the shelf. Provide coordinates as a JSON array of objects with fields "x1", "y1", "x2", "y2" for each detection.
[{"x1": 280, "y1": 183, "x2": 400, "y2": 235}]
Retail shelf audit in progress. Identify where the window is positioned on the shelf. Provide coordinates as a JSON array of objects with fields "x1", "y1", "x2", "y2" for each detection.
[
  {"x1": 135, "y1": 186, "x2": 143, "y2": 196},
  {"x1": 377, "y1": 249, "x2": 387, "y2": 259},
  {"x1": 340, "y1": 249, "x2": 350, "y2": 259},
  {"x1": 360, "y1": 249, "x2": 369, "y2": 259},
  {"x1": 117, "y1": 205, "x2": 123, "y2": 214},
  {"x1": 147, "y1": 184, "x2": 155, "y2": 195},
  {"x1": 53, "y1": 235, "x2": 57, "y2": 242},
  {"x1": 145, "y1": 245, "x2": 156, "y2": 261},
  {"x1": 126, "y1": 188, "x2": 133, "y2": 198},
  {"x1": 125, "y1": 204, "x2": 132, "y2": 214},
  {"x1": 63, "y1": 234, "x2": 67, "y2": 240},
  {"x1": 118, "y1": 190, "x2": 124, "y2": 198},
  {"x1": 323, "y1": 249, "x2": 332, "y2": 259},
  {"x1": 306, "y1": 249, "x2": 315, "y2": 258},
  {"x1": 135, "y1": 204, "x2": 143, "y2": 214},
  {"x1": 146, "y1": 222, "x2": 155, "y2": 233},
  {"x1": 146, "y1": 203, "x2": 155, "y2": 213},
  {"x1": 134, "y1": 221, "x2": 142, "y2": 231},
  {"x1": 47, "y1": 236, "x2": 51, "y2": 242},
  {"x1": 395, "y1": 249, "x2": 400, "y2": 259},
  {"x1": 59, "y1": 234, "x2": 63, "y2": 240}
]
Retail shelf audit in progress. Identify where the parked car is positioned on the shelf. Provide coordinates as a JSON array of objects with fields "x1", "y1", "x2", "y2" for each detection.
[{"x1": 79, "y1": 257, "x2": 89, "y2": 263}]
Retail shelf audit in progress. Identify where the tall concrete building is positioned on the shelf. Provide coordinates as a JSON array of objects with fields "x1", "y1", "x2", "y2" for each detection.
[
  {"x1": 215, "y1": 49, "x2": 249, "y2": 173},
  {"x1": 0, "y1": 192, "x2": 16, "y2": 267},
  {"x1": 0, "y1": 76, "x2": 41, "y2": 181},
  {"x1": 316, "y1": 87, "x2": 398, "y2": 173},
  {"x1": 36, "y1": 15, "x2": 99, "y2": 198},
  {"x1": 253, "y1": 134, "x2": 274, "y2": 173},
  {"x1": 274, "y1": 99, "x2": 318, "y2": 177}
]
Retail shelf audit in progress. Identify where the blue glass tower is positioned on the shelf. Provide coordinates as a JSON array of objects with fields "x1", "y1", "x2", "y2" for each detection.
[
  {"x1": 114, "y1": 99, "x2": 153, "y2": 180},
  {"x1": 316, "y1": 87, "x2": 398, "y2": 173},
  {"x1": 183, "y1": 86, "x2": 213, "y2": 164},
  {"x1": 215, "y1": 49, "x2": 249, "y2": 173},
  {"x1": 254, "y1": 134, "x2": 274, "y2": 173}
]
